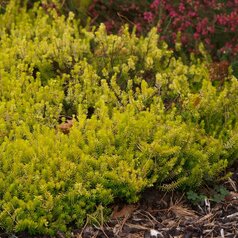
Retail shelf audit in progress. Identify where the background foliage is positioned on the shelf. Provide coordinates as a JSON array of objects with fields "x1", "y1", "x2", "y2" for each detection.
[{"x1": 86, "y1": 0, "x2": 238, "y2": 77}]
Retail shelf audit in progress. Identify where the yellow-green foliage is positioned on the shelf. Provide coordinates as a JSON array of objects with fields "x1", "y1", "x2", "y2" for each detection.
[{"x1": 0, "y1": 1, "x2": 238, "y2": 235}]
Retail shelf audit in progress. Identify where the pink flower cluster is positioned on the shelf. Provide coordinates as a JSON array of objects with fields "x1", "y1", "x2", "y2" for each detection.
[
  {"x1": 147, "y1": 0, "x2": 238, "y2": 57},
  {"x1": 88, "y1": 0, "x2": 238, "y2": 59},
  {"x1": 143, "y1": 12, "x2": 154, "y2": 23}
]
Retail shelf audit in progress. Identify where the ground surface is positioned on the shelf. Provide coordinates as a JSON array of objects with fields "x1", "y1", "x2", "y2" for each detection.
[
  {"x1": 77, "y1": 186, "x2": 238, "y2": 238},
  {"x1": 2, "y1": 166, "x2": 238, "y2": 238},
  {"x1": 98, "y1": 163, "x2": 237, "y2": 238}
]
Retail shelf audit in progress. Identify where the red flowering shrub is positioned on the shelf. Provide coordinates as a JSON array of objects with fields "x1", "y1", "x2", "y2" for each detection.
[{"x1": 88, "y1": 0, "x2": 238, "y2": 63}]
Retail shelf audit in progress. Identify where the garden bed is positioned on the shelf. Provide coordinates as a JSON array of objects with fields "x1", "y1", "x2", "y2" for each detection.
[{"x1": 0, "y1": 1, "x2": 238, "y2": 237}]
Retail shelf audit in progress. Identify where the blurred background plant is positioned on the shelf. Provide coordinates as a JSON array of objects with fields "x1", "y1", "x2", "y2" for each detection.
[
  {"x1": 86, "y1": 0, "x2": 238, "y2": 77},
  {"x1": 2, "y1": 0, "x2": 237, "y2": 74}
]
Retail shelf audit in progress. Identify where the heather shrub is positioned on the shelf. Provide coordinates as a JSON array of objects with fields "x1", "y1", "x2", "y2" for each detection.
[
  {"x1": 0, "y1": 1, "x2": 238, "y2": 235},
  {"x1": 88, "y1": 0, "x2": 238, "y2": 74}
]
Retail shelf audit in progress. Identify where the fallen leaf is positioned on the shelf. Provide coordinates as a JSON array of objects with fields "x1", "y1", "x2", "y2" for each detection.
[
  {"x1": 58, "y1": 119, "x2": 73, "y2": 134},
  {"x1": 111, "y1": 205, "x2": 138, "y2": 219}
]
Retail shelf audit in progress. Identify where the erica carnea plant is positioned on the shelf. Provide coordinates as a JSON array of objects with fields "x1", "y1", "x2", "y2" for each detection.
[{"x1": 0, "y1": 0, "x2": 237, "y2": 235}]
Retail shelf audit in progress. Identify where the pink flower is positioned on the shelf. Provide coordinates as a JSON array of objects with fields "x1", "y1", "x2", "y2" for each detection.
[
  {"x1": 169, "y1": 10, "x2": 178, "y2": 18},
  {"x1": 188, "y1": 11, "x2": 197, "y2": 17},
  {"x1": 143, "y1": 11, "x2": 154, "y2": 23},
  {"x1": 193, "y1": 32, "x2": 200, "y2": 39},
  {"x1": 179, "y1": 3, "x2": 185, "y2": 12},
  {"x1": 216, "y1": 15, "x2": 227, "y2": 25},
  {"x1": 202, "y1": 29, "x2": 208, "y2": 36},
  {"x1": 207, "y1": 26, "x2": 215, "y2": 33},
  {"x1": 150, "y1": 0, "x2": 160, "y2": 10}
]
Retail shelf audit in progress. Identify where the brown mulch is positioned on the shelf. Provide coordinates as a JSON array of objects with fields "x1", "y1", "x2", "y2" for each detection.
[
  {"x1": 73, "y1": 171, "x2": 238, "y2": 238},
  {"x1": 75, "y1": 188, "x2": 238, "y2": 238}
]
